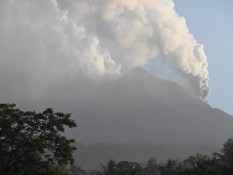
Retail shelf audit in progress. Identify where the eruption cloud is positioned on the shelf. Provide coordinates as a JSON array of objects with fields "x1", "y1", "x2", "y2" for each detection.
[{"x1": 0, "y1": 0, "x2": 209, "y2": 100}]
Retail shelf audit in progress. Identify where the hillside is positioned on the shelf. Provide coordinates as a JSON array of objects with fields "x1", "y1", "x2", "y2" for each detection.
[
  {"x1": 70, "y1": 68, "x2": 233, "y2": 169},
  {"x1": 74, "y1": 68, "x2": 233, "y2": 144}
]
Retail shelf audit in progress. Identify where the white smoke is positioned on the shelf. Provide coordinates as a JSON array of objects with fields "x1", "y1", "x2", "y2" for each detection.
[
  {"x1": 0, "y1": 0, "x2": 209, "y2": 101},
  {"x1": 56, "y1": 0, "x2": 209, "y2": 99}
]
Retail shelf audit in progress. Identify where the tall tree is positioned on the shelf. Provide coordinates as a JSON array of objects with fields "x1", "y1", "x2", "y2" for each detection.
[
  {"x1": 95, "y1": 160, "x2": 117, "y2": 175},
  {"x1": 116, "y1": 161, "x2": 142, "y2": 175},
  {"x1": 222, "y1": 138, "x2": 233, "y2": 164},
  {"x1": 0, "y1": 103, "x2": 77, "y2": 175},
  {"x1": 143, "y1": 158, "x2": 159, "y2": 175}
]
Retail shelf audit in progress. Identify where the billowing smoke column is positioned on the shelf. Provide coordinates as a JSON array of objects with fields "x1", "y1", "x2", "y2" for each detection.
[
  {"x1": 0, "y1": 0, "x2": 209, "y2": 100},
  {"x1": 57, "y1": 0, "x2": 209, "y2": 99}
]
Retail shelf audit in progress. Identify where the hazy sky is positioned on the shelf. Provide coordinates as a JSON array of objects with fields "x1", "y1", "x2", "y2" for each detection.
[
  {"x1": 173, "y1": 0, "x2": 233, "y2": 115},
  {"x1": 0, "y1": 0, "x2": 232, "y2": 115}
]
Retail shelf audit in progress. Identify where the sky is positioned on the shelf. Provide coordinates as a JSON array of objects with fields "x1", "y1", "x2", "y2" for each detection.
[
  {"x1": 0, "y1": 0, "x2": 232, "y2": 115},
  {"x1": 174, "y1": 0, "x2": 233, "y2": 115},
  {"x1": 1, "y1": 1, "x2": 233, "y2": 166}
]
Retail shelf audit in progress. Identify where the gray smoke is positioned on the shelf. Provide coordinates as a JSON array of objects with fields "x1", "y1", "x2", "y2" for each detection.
[{"x1": 0, "y1": 0, "x2": 209, "y2": 102}]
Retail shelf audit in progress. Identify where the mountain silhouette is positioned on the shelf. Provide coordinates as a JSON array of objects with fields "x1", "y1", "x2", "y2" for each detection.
[
  {"x1": 75, "y1": 68, "x2": 232, "y2": 145},
  {"x1": 72, "y1": 68, "x2": 233, "y2": 169}
]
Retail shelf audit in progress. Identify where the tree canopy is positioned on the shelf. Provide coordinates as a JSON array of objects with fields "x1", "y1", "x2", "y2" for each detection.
[
  {"x1": 91, "y1": 138, "x2": 233, "y2": 175},
  {"x1": 0, "y1": 103, "x2": 77, "y2": 175}
]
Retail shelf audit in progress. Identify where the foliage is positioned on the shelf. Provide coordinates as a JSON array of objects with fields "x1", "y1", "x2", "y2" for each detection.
[
  {"x1": 69, "y1": 165, "x2": 88, "y2": 175},
  {"x1": 90, "y1": 138, "x2": 233, "y2": 175},
  {"x1": 184, "y1": 154, "x2": 224, "y2": 175},
  {"x1": 143, "y1": 158, "x2": 159, "y2": 175},
  {"x1": 0, "y1": 103, "x2": 77, "y2": 175},
  {"x1": 3, "y1": 102, "x2": 233, "y2": 175},
  {"x1": 94, "y1": 160, "x2": 142, "y2": 175},
  {"x1": 116, "y1": 161, "x2": 142, "y2": 175},
  {"x1": 222, "y1": 138, "x2": 233, "y2": 164},
  {"x1": 159, "y1": 159, "x2": 185, "y2": 175}
]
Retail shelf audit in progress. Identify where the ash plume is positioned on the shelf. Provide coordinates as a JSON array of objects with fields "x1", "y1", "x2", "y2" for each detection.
[{"x1": 0, "y1": 0, "x2": 209, "y2": 101}]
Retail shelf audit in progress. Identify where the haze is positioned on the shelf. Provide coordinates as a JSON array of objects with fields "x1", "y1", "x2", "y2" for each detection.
[{"x1": 0, "y1": 0, "x2": 232, "y2": 170}]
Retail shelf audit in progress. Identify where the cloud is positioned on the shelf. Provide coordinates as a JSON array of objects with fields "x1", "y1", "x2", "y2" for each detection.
[
  {"x1": 57, "y1": 0, "x2": 209, "y2": 99},
  {"x1": 0, "y1": 0, "x2": 120, "y2": 103},
  {"x1": 0, "y1": 0, "x2": 209, "y2": 104}
]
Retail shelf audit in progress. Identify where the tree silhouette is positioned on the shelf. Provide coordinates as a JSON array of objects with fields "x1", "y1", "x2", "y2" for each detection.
[
  {"x1": 116, "y1": 161, "x2": 142, "y2": 175},
  {"x1": 95, "y1": 160, "x2": 142, "y2": 175},
  {"x1": 0, "y1": 103, "x2": 77, "y2": 175},
  {"x1": 95, "y1": 160, "x2": 117, "y2": 175},
  {"x1": 143, "y1": 158, "x2": 159, "y2": 175},
  {"x1": 221, "y1": 138, "x2": 233, "y2": 164}
]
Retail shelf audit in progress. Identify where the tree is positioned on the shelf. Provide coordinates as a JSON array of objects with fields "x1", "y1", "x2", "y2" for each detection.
[
  {"x1": 116, "y1": 161, "x2": 142, "y2": 175},
  {"x1": 143, "y1": 157, "x2": 159, "y2": 175},
  {"x1": 94, "y1": 160, "x2": 142, "y2": 175},
  {"x1": 69, "y1": 165, "x2": 88, "y2": 175},
  {"x1": 159, "y1": 159, "x2": 185, "y2": 175},
  {"x1": 0, "y1": 103, "x2": 77, "y2": 175},
  {"x1": 212, "y1": 138, "x2": 233, "y2": 174},
  {"x1": 184, "y1": 154, "x2": 224, "y2": 175},
  {"x1": 94, "y1": 160, "x2": 117, "y2": 175},
  {"x1": 221, "y1": 138, "x2": 233, "y2": 164}
]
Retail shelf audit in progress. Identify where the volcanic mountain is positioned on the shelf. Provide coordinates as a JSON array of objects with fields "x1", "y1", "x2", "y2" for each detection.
[
  {"x1": 72, "y1": 68, "x2": 233, "y2": 168},
  {"x1": 75, "y1": 68, "x2": 233, "y2": 144}
]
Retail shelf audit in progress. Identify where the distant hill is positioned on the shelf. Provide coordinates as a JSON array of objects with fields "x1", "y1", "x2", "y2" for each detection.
[{"x1": 71, "y1": 68, "x2": 233, "y2": 169}]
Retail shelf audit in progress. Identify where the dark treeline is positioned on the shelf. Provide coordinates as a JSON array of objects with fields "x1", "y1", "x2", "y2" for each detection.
[
  {"x1": 74, "y1": 142, "x2": 217, "y2": 170},
  {"x1": 70, "y1": 139, "x2": 233, "y2": 175}
]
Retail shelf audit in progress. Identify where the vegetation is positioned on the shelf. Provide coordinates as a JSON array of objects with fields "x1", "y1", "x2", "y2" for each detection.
[
  {"x1": 70, "y1": 138, "x2": 233, "y2": 175},
  {"x1": 0, "y1": 103, "x2": 77, "y2": 175},
  {"x1": 2, "y1": 103, "x2": 233, "y2": 174}
]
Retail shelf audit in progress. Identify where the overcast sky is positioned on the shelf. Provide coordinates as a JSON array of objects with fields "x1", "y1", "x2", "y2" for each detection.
[{"x1": 174, "y1": 0, "x2": 233, "y2": 115}]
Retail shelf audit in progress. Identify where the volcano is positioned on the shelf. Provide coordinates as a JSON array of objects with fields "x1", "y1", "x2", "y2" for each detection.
[
  {"x1": 72, "y1": 68, "x2": 233, "y2": 169},
  {"x1": 75, "y1": 68, "x2": 232, "y2": 144}
]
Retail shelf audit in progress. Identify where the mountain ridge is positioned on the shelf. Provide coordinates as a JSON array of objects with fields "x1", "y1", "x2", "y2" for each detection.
[
  {"x1": 73, "y1": 68, "x2": 232, "y2": 144},
  {"x1": 68, "y1": 68, "x2": 233, "y2": 169}
]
